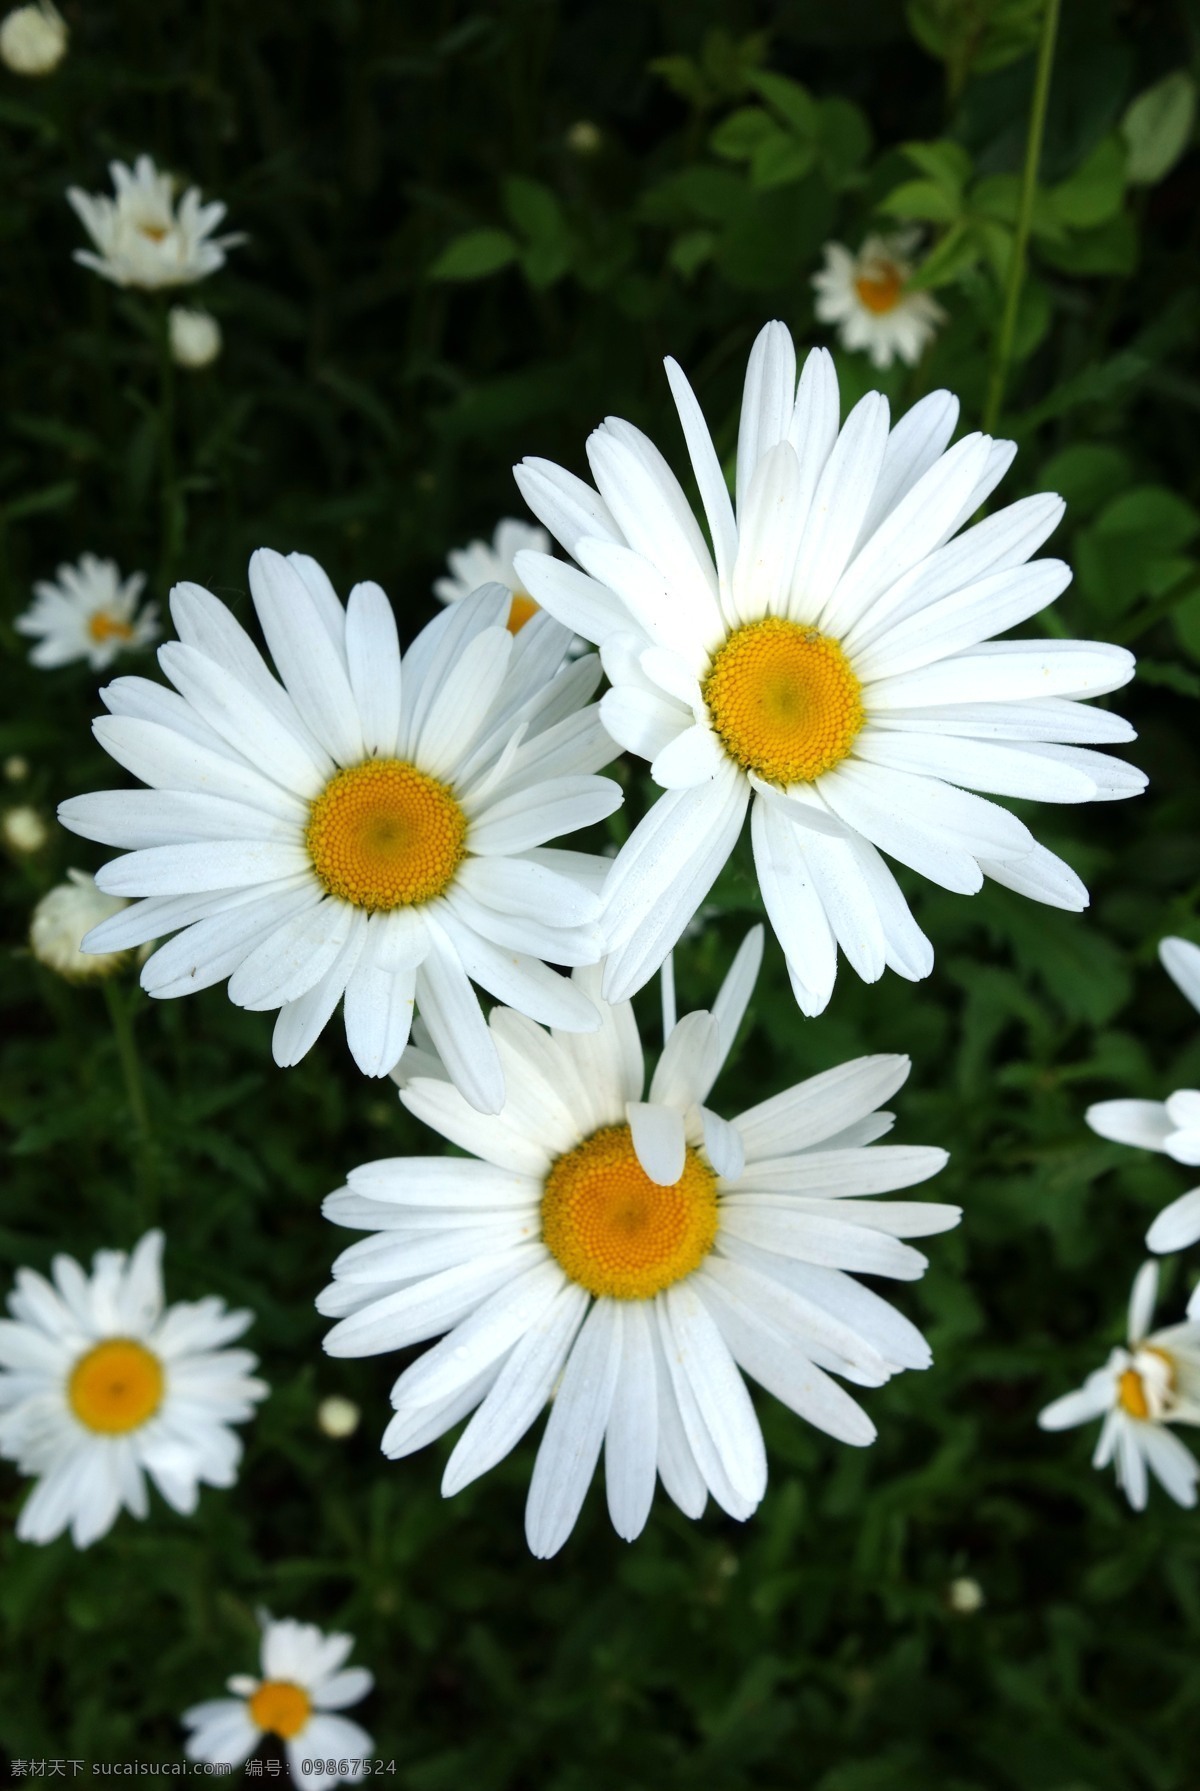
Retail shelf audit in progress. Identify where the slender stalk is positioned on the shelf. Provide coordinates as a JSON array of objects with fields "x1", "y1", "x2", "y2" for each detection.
[
  {"x1": 103, "y1": 978, "x2": 152, "y2": 1146},
  {"x1": 981, "y1": 0, "x2": 1061, "y2": 435},
  {"x1": 661, "y1": 951, "x2": 677, "y2": 1039},
  {"x1": 156, "y1": 295, "x2": 179, "y2": 590}
]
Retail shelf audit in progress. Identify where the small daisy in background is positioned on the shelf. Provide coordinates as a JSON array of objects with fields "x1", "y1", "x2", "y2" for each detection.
[
  {"x1": 0, "y1": 1230, "x2": 267, "y2": 1547},
  {"x1": 1039, "y1": 1261, "x2": 1200, "y2": 1510},
  {"x1": 16, "y1": 553, "x2": 157, "y2": 672},
  {"x1": 1087, "y1": 937, "x2": 1200, "y2": 1256},
  {"x1": 0, "y1": 0, "x2": 66, "y2": 74},
  {"x1": 434, "y1": 518, "x2": 552, "y2": 634},
  {"x1": 515, "y1": 319, "x2": 1142, "y2": 1015},
  {"x1": 60, "y1": 554, "x2": 620, "y2": 1108},
  {"x1": 183, "y1": 1613, "x2": 373, "y2": 1785},
  {"x1": 2, "y1": 804, "x2": 48, "y2": 856},
  {"x1": 29, "y1": 869, "x2": 129, "y2": 981},
  {"x1": 68, "y1": 155, "x2": 242, "y2": 291},
  {"x1": 321, "y1": 931, "x2": 958, "y2": 1558},
  {"x1": 169, "y1": 305, "x2": 223, "y2": 369},
  {"x1": 812, "y1": 231, "x2": 945, "y2": 370}
]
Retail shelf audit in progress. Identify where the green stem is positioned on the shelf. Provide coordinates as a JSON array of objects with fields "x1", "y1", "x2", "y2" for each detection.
[
  {"x1": 103, "y1": 978, "x2": 152, "y2": 1147},
  {"x1": 981, "y1": 0, "x2": 1061, "y2": 436},
  {"x1": 156, "y1": 296, "x2": 178, "y2": 590}
]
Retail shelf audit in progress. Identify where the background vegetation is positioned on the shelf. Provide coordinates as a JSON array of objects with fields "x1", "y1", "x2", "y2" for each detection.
[{"x1": 3, "y1": 0, "x2": 1200, "y2": 1784}]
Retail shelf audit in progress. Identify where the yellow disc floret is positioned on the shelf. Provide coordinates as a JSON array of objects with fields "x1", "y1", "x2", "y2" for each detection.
[
  {"x1": 855, "y1": 262, "x2": 904, "y2": 315},
  {"x1": 306, "y1": 758, "x2": 468, "y2": 912},
  {"x1": 703, "y1": 616, "x2": 864, "y2": 786},
  {"x1": 1117, "y1": 1368, "x2": 1150, "y2": 1419},
  {"x1": 506, "y1": 592, "x2": 539, "y2": 634},
  {"x1": 87, "y1": 611, "x2": 135, "y2": 645},
  {"x1": 68, "y1": 1337, "x2": 165, "y2": 1434},
  {"x1": 249, "y1": 1680, "x2": 312, "y2": 1740},
  {"x1": 541, "y1": 1123, "x2": 718, "y2": 1301}
]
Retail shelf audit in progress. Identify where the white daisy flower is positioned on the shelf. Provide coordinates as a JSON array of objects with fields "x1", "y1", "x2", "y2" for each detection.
[
  {"x1": 513, "y1": 320, "x2": 1143, "y2": 1012},
  {"x1": 320, "y1": 931, "x2": 958, "y2": 1558},
  {"x1": 434, "y1": 518, "x2": 552, "y2": 635},
  {"x1": 1039, "y1": 1261, "x2": 1200, "y2": 1510},
  {"x1": 16, "y1": 553, "x2": 157, "y2": 672},
  {"x1": 169, "y1": 305, "x2": 222, "y2": 369},
  {"x1": 182, "y1": 1613, "x2": 373, "y2": 1785},
  {"x1": 0, "y1": 1230, "x2": 267, "y2": 1548},
  {"x1": 30, "y1": 869, "x2": 129, "y2": 981},
  {"x1": 812, "y1": 232, "x2": 946, "y2": 370},
  {"x1": 0, "y1": 0, "x2": 66, "y2": 74},
  {"x1": 67, "y1": 154, "x2": 242, "y2": 291},
  {"x1": 1087, "y1": 936, "x2": 1200, "y2": 1254},
  {"x1": 59, "y1": 552, "x2": 620, "y2": 1109}
]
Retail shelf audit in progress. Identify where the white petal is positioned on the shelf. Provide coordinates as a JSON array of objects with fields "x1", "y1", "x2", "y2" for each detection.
[
  {"x1": 664, "y1": 355, "x2": 737, "y2": 590},
  {"x1": 736, "y1": 320, "x2": 797, "y2": 516},
  {"x1": 1161, "y1": 936, "x2": 1200, "y2": 1017},
  {"x1": 247, "y1": 550, "x2": 364, "y2": 763},
  {"x1": 604, "y1": 1300, "x2": 659, "y2": 1542},
  {"x1": 1086, "y1": 1099, "x2": 1173, "y2": 1153},
  {"x1": 663, "y1": 1282, "x2": 767, "y2": 1505},
  {"x1": 525, "y1": 1298, "x2": 623, "y2": 1558},
  {"x1": 1147, "y1": 1188, "x2": 1200, "y2": 1254},
  {"x1": 626, "y1": 1101, "x2": 687, "y2": 1185},
  {"x1": 416, "y1": 921, "x2": 506, "y2": 1115},
  {"x1": 345, "y1": 581, "x2": 402, "y2": 758}
]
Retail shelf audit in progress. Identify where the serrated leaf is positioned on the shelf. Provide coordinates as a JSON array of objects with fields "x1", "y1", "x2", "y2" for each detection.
[{"x1": 901, "y1": 138, "x2": 972, "y2": 194}]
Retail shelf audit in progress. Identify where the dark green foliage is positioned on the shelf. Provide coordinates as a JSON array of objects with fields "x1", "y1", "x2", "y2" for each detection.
[{"x1": 2, "y1": 0, "x2": 1200, "y2": 1784}]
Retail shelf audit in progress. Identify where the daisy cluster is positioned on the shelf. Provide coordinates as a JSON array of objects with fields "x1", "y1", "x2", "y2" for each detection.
[{"x1": 5, "y1": 106, "x2": 1191, "y2": 1761}]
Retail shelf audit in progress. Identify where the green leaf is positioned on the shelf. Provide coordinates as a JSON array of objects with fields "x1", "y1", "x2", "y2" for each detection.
[
  {"x1": 1038, "y1": 444, "x2": 1131, "y2": 518},
  {"x1": 710, "y1": 106, "x2": 775, "y2": 160},
  {"x1": 428, "y1": 228, "x2": 519, "y2": 281},
  {"x1": 878, "y1": 178, "x2": 962, "y2": 223},
  {"x1": 0, "y1": 479, "x2": 78, "y2": 522},
  {"x1": 1075, "y1": 486, "x2": 1199, "y2": 618},
  {"x1": 816, "y1": 98, "x2": 872, "y2": 184},
  {"x1": 502, "y1": 176, "x2": 566, "y2": 247},
  {"x1": 1048, "y1": 134, "x2": 1128, "y2": 229},
  {"x1": 901, "y1": 138, "x2": 972, "y2": 195},
  {"x1": 1122, "y1": 70, "x2": 1197, "y2": 185},
  {"x1": 903, "y1": 221, "x2": 980, "y2": 290},
  {"x1": 751, "y1": 130, "x2": 816, "y2": 189},
  {"x1": 667, "y1": 228, "x2": 715, "y2": 279},
  {"x1": 1037, "y1": 211, "x2": 1138, "y2": 276},
  {"x1": 749, "y1": 70, "x2": 817, "y2": 137}
]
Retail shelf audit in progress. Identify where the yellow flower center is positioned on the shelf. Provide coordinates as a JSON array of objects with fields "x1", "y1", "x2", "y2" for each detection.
[
  {"x1": 87, "y1": 611, "x2": 135, "y2": 645},
  {"x1": 1117, "y1": 1368, "x2": 1149, "y2": 1419},
  {"x1": 306, "y1": 758, "x2": 468, "y2": 912},
  {"x1": 854, "y1": 262, "x2": 905, "y2": 315},
  {"x1": 138, "y1": 222, "x2": 169, "y2": 243},
  {"x1": 248, "y1": 1680, "x2": 312, "y2": 1740},
  {"x1": 507, "y1": 592, "x2": 539, "y2": 634},
  {"x1": 703, "y1": 617, "x2": 864, "y2": 786},
  {"x1": 541, "y1": 1123, "x2": 718, "y2": 1301},
  {"x1": 68, "y1": 1337, "x2": 164, "y2": 1435}
]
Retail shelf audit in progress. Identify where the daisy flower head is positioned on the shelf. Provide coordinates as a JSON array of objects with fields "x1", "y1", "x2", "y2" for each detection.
[
  {"x1": 434, "y1": 517, "x2": 552, "y2": 635},
  {"x1": 514, "y1": 321, "x2": 1144, "y2": 1014},
  {"x1": 1039, "y1": 1261, "x2": 1200, "y2": 1511},
  {"x1": 16, "y1": 553, "x2": 156, "y2": 672},
  {"x1": 183, "y1": 1613, "x2": 373, "y2": 1785},
  {"x1": 320, "y1": 931, "x2": 959, "y2": 1559},
  {"x1": 59, "y1": 552, "x2": 621, "y2": 1110},
  {"x1": 67, "y1": 155, "x2": 241, "y2": 290},
  {"x1": 1087, "y1": 937, "x2": 1200, "y2": 1255},
  {"x1": 30, "y1": 869, "x2": 129, "y2": 981},
  {"x1": 812, "y1": 231, "x2": 945, "y2": 370},
  {"x1": 0, "y1": 1230, "x2": 267, "y2": 1548}
]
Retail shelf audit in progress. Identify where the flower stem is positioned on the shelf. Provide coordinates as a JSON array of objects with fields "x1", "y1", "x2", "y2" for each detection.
[
  {"x1": 103, "y1": 978, "x2": 152, "y2": 1149},
  {"x1": 981, "y1": 0, "x2": 1061, "y2": 436},
  {"x1": 156, "y1": 296, "x2": 179, "y2": 589}
]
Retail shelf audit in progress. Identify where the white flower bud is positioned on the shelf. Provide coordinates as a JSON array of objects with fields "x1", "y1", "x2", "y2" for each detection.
[
  {"x1": 317, "y1": 1395, "x2": 361, "y2": 1439},
  {"x1": 4, "y1": 755, "x2": 30, "y2": 782},
  {"x1": 169, "y1": 306, "x2": 222, "y2": 370},
  {"x1": 0, "y1": 1, "x2": 66, "y2": 75},
  {"x1": 947, "y1": 1576, "x2": 985, "y2": 1614},
  {"x1": 3, "y1": 805, "x2": 48, "y2": 854},
  {"x1": 30, "y1": 870, "x2": 128, "y2": 981}
]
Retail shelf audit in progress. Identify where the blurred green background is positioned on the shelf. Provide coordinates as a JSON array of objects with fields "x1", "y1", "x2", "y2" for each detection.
[{"x1": 4, "y1": 0, "x2": 1200, "y2": 1785}]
